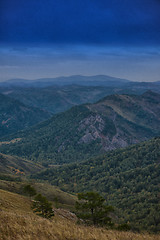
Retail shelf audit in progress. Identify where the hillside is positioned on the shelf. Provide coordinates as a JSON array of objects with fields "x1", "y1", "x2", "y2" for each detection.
[
  {"x1": 0, "y1": 180, "x2": 76, "y2": 208},
  {"x1": 0, "y1": 189, "x2": 159, "y2": 240},
  {"x1": 0, "y1": 151, "x2": 76, "y2": 208},
  {"x1": 33, "y1": 137, "x2": 160, "y2": 232},
  {"x1": 0, "y1": 85, "x2": 122, "y2": 114},
  {"x1": 0, "y1": 91, "x2": 159, "y2": 164},
  {"x1": 0, "y1": 93, "x2": 51, "y2": 137},
  {"x1": 0, "y1": 153, "x2": 44, "y2": 176}
]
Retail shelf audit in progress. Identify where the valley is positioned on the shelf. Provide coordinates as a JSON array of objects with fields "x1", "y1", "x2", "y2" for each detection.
[
  {"x1": 0, "y1": 91, "x2": 159, "y2": 164},
  {"x1": 0, "y1": 77, "x2": 160, "y2": 237}
]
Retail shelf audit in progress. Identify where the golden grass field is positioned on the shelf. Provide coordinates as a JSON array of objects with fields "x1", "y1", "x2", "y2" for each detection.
[{"x1": 0, "y1": 189, "x2": 160, "y2": 240}]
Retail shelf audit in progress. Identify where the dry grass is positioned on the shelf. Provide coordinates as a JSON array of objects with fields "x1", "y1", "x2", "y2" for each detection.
[
  {"x1": 32, "y1": 182, "x2": 77, "y2": 206},
  {"x1": 0, "y1": 189, "x2": 31, "y2": 213},
  {"x1": 0, "y1": 189, "x2": 160, "y2": 240},
  {"x1": 0, "y1": 153, "x2": 43, "y2": 175},
  {"x1": 0, "y1": 180, "x2": 76, "y2": 208},
  {"x1": 1, "y1": 211, "x2": 160, "y2": 240}
]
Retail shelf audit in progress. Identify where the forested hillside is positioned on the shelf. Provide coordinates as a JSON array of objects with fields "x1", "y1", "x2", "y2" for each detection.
[
  {"x1": 0, "y1": 91, "x2": 159, "y2": 164},
  {"x1": 33, "y1": 137, "x2": 160, "y2": 232}
]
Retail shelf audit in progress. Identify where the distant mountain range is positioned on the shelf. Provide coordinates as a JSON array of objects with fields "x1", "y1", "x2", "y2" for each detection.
[
  {"x1": 0, "y1": 93, "x2": 51, "y2": 137},
  {"x1": 0, "y1": 75, "x2": 159, "y2": 89},
  {"x1": 0, "y1": 75, "x2": 159, "y2": 115},
  {"x1": 0, "y1": 91, "x2": 159, "y2": 164},
  {"x1": 0, "y1": 75, "x2": 130, "y2": 87}
]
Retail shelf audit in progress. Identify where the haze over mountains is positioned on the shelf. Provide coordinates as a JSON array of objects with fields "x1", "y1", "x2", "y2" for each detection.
[
  {"x1": 0, "y1": 75, "x2": 130, "y2": 87},
  {"x1": 0, "y1": 93, "x2": 51, "y2": 137},
  {"x1": 0, "y1": 75, "x2": 160, "y2": 89},
  {"x1": 0, "y1": 85, "x2": 127, "y2": 114},
  {"x1": 0, "y1": 75, "x2": 160, "y2": 116}
]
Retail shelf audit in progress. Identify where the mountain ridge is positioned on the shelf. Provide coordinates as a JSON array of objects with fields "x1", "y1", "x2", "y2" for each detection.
[
  {"x1": 1, "y1": 74, "x2": 130, "y2": 87},
  {"x1": 0, "y1": 91, "x2": 159, "y2": 164}
]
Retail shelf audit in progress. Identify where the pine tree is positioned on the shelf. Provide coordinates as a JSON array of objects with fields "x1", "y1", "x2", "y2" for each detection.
[
  {"x1": 32, "y1": 194, "x2": 54, "y2": 219},
  {"x1": 75, "y1": 192, "x2": 114, "y2": 226}
]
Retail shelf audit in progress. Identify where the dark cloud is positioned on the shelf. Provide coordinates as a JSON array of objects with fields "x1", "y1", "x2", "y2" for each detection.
[{"x1": 0, "y1": 0, "x2": 160, "y2": 46}]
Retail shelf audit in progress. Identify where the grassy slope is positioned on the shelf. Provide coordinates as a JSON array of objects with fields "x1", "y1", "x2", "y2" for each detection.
[
  {"x1": 0, "y1": 180, "x2": 76, "y2": 208},
  {"x1": 0, "y1": 152, "x2": 44, "y2": 175},
  {"x1": 0, "y1": 151, "x2": 77, "y2": 208},
  {"x1": 0, "y1": 189, "x2": 159, "y2": 240}
]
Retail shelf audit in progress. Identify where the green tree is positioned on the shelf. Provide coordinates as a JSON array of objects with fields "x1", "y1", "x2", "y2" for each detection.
[
  {"x1": 23, "y1": 184, "x2": 36, "y2": 197},
  {"x1": 32, "y1": 194, "x2": 54, "y2": 219},
  {"x1": 75, "y1": 192, "x2": 114, "y2": 225}
]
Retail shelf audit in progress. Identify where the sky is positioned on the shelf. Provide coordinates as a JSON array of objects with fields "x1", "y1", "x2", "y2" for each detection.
[{"x1": 0, "y1": 0, "x2": 160, "y2": 82}]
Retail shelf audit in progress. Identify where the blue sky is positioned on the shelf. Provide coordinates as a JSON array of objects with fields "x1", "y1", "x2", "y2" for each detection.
[{"x1": 0, "y1": 0, "x2": 160, "y2": 81}]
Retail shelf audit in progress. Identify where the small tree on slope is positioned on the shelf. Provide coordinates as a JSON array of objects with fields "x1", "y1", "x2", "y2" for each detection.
[
  {"x1": 32, "y1": 194, "x2": 54, "y2": 219},
  {"x1": 75, "y1": 192, "x2": 114, "y2": 226}
]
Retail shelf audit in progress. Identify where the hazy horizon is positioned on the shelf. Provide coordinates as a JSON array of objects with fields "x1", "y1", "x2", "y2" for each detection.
[{"x1": 1, "y1": 0, "x2": 160, "y2": 82}]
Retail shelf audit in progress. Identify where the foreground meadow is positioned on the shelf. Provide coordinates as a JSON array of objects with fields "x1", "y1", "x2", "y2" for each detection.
[{"x1": 0, "y1": 189, "x2": 159, "y2": 240}]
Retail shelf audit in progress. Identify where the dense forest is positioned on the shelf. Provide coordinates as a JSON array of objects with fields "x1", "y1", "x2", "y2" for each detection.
[{"x1": 32, "y1": 137, "x2": 160, "y2": 232}]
